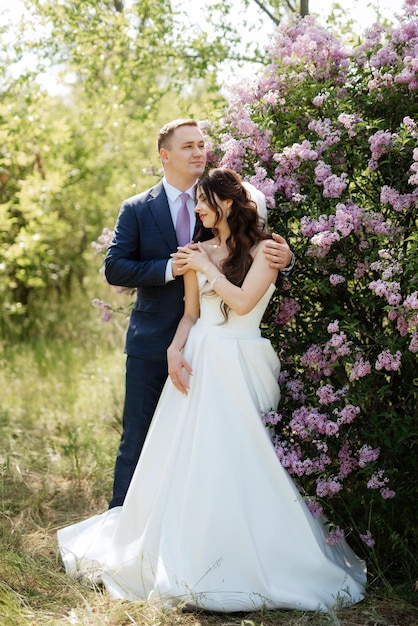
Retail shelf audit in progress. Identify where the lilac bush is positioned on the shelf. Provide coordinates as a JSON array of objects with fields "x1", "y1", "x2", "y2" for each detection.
[{"x1": 204, "y1": 0, "x2": 417, "y2": 586}]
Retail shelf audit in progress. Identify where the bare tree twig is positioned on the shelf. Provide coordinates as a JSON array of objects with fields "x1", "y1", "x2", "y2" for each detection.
[{"x1": 251, "y1": 0, "x2": 281, "y2": 26}]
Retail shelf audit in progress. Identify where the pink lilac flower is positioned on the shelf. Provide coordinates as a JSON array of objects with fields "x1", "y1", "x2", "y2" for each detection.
[
  {"x1": 409, "y1": 146, "x2": 418, "y2": 184},
  {"x1": 91, "y1": 299, "x2": 113, "y2": 323},
  {"x1": 300, "y1": 214, "x2": 332, "y2": 237},
  {"x1": 368, "y1": 72, "x2": 394, "y2": 91},
  {"x1": 368, "y1": 130, "x2": 395, "y2": 161},
  {"x1": 274, "y1": 172, "x2": 303, "y2": 201},
  {"x1": 329, "y1": 274, "x2": 345, "y2": 286},
  {"x1": 316, "y1": 383, "x2": 348, "y2": 405},
  {"x1": 335, "y1": 254, "x2": 346, "y2": 268},
  {"x1": 275, "y1": 297, "x2": 301, "y2": 325},
  {"x1": 367, "y1": 469, "x2": 389, "y2": 490},
  {"x1": 92, "y1": 227, "x2": 114, "y2": 254},
  {"x1": 369, "y1": 279, "x2": 402, "y2": 306},
  {"x1": 338, "y1": 441, "x2": 357, "y2": 478},
  {"x1": 325, "y1": 526, "x2": 345, "y2": 545},
  {"x1": 312, "y1": 92, "x2": 329, "y2": 106},
  {"x1": 337, "y1": 113, "x2": 362, "y2": 137},
  {"x1": 404, "y1": 292, "x2": 418, "y2": 309},
  {"x1": 316, "y1": 477, "x2": 343, "y2": 498},
  {"x1": 322, "y1": 173, "x2": 348, "y2": 198},
  {"x1": 363, "y1": 212, "x2": 391, "y2": 236},
  {"x1": 265, "y1": 14, "x2": 350, "y2": 84},
  {"x1": 409, "y1": 332, "x2": 418, "y2": 353},
  {"x1": 380, "y1": 487, "x2": 396, "y2": 499},
  {"x1": 409, "y1": 165, "x2": 418, "y2": 185},
  {"x1": 300, "y1": 344, "x2": 328, "y2": 378},
  {"x1": 397, "y1": 315, "x2": 409, "y2": 336},
  {"x1": 354, "y1": 262, "x2": 370, "y2": 280},
  {"x1": 388, "y1": 309, "x2": 398, "y2": 322},
  {"x1": 380, "y1": 185, "x2": 418, "y2": 212},
  {"x1": 403, "y1": 116, "x2": 418, "y2": 136},
  {"x1": 396, "y1": 56, "x2": 418, "y2": 90},
  {"x1": 335, "y1": 205, "x2": 356, "y2": 236},
  {"x1": 334, "y1": 404, "x2": 360, "y2": 425},
  {"x1": 349, "y1": 356, "x2": 371, "y2": 381},
  {"x1": 274, "y1": 440, "x2": 303, "y2": 470},
  {"x1": 285, "y1": 378, "x2": 307, "y2": 402},
  {"x1": 220, "y1": 135, "x2": 249, "y2": 171},
  {"x1": 310, "y1": 230, "x2": 341, "y2": 256},
  {"x1": 306, "y1": 499, "x2": 323, "y2": 519},
  {"x1": 246, "y1": 169, "x2": 277, "y2": 207},
  {"x1": 327, "y1": 331, "x2": 347, "y2": 349},
  {"x1": 375, "y1": 349, "x2": 402, "y2": 372},
  {"x1": 358, "y1": 444, "x2": 380, "y2": 468},
  {"x1": 327, "y1": 320, "x2": 339, "y2": 333},
  {"x1": 360, "y1": 530, "x2": 376, "y2": 548},
  {"x1": 262, "y1": 410, "x2": 282, "y2": 426},
  {"x1": 314, "y1": 161, "x2": 332, "y2": 183},
  {"x1": 290, "y1": 406, "x2": 335, "y2": 438},
  {"x1": 325, "y1": 421, "x2": 340, "y2": 436}
]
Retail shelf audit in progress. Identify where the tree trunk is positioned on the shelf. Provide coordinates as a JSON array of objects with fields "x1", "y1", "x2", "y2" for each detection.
[{"x1": 300, "y1": 0, "x2": 309, "y2": 16}]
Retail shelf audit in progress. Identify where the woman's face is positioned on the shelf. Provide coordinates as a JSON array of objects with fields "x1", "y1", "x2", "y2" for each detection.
[{"x1": 195, "y1": 188, "x2": 229, "y2": 229}]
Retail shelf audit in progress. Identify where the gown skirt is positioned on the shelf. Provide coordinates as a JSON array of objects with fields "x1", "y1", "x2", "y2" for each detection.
[{"x1": 57, "y1": 280, "x2": 366, "y2": 613}]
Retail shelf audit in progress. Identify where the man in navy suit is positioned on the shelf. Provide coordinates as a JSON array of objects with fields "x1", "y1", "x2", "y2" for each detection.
[{"x1": 105, "y1": 119, "x2": 294, "y2": 508}]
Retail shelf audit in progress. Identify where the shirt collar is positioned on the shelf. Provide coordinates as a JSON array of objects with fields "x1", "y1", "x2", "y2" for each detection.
[{"x1": 162, "y1": 177, "x2": 197, "y2": 202}]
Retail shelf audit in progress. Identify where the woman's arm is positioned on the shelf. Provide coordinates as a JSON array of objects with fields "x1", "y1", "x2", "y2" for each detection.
[
  {"x1": 179, "y1": 243, "x2": 278, "y2": 315},
  {"x1": 167, "y1": 270, "x2": 200, "y2": 394}
]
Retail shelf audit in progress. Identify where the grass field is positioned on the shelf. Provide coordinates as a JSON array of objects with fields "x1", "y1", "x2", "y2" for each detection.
[{"x1": 1, "y1": 330, "x2": 417, "y2": 626}]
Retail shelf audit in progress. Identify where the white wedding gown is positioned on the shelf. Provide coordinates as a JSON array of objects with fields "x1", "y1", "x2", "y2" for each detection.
[{"x1": 57, "y1": 275, "x2": 366, "y2": 613}]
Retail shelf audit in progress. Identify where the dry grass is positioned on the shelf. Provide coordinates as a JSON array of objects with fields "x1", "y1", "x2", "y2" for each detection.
[{"x1": 1, "y1": 335, "x2": 417, "y2": 626}]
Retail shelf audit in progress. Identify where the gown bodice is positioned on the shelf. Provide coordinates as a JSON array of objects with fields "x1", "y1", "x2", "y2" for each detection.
[{"x1": 197, "y1": 272, "x2": 275, "y2": 334}]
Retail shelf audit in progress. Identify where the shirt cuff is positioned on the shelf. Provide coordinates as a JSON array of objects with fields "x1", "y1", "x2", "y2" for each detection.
[
  {"x1": 280, "y1": 251, "x2": 296, "y2": 277},
  {"x1": 165, "y1": 258, "x2": 175, "y2": 282}
]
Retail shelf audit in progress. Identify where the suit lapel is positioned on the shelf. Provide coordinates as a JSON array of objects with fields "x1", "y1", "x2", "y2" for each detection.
[
  {"x1": 147, "y1": 182, "x2": 178, "y2": 250},
  {"x1": 148, "y1": 181, "x2": 208, "y2": 246}
]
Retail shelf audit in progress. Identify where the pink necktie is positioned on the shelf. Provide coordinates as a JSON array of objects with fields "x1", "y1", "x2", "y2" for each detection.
[{"x1": 176, "y1": 192, "x2": 190, "y2": 246}]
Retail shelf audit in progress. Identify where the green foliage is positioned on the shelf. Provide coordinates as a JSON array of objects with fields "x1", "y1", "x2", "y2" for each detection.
[{"x1": 0, "y1": 0, "x2": 234, "y2": 338}]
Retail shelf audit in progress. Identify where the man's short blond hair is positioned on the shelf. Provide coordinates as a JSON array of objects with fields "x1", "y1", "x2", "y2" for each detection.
[{"x1": 157, "y1": 119, "x2": 199, "y2": 152}]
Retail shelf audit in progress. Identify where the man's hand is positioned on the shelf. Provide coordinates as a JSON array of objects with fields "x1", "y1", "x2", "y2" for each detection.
[{"x1": 263, "y1": 233, "x2": 293, "y2": 270}]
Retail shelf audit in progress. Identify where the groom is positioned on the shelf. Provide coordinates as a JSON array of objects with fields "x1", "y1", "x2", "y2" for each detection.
[{"x1": 105, "y1": 118, "x2": 294, "y2": 509}]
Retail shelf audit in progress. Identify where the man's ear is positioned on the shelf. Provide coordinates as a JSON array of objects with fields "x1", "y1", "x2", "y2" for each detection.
[{"x1": 160, "y1": 148, "x2": 169, "y2": 164}]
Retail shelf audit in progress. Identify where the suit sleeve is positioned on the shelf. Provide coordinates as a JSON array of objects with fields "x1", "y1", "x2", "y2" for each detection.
[{"x1": 104, "y1": 199, "x2": 168, "y2": 288}]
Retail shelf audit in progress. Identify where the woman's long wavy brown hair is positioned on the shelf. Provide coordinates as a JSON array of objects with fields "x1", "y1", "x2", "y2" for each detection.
[{"x1": 195, "y1": 168, "x2": 272, "y2": 319}]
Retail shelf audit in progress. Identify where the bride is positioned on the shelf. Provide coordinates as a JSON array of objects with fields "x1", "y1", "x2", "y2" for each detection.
[{"x1": 57, "y1": 167, "x2": 366, "y2": 613}]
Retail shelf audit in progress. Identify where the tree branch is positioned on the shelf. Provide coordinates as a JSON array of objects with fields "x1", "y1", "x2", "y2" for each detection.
[
  {"x1": 283, "y1": 0, "x2": 297, "y2": 13},
  {"x1": 251, "y1": 0, "x2": 280, "y2": 26}
]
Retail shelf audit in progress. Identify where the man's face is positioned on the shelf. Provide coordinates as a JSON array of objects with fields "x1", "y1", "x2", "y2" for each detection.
[{"x1": 160, "y1": 125, "x2": 206, "y2": 186}]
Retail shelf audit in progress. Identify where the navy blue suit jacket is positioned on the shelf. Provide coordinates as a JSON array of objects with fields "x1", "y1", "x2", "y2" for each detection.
[{"x1": 105, "y1": 181, "x2": 209, "y2": 361}]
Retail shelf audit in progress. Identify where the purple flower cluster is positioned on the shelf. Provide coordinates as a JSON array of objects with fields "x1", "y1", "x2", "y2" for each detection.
[
  {"x1": 274, "y1": 297, "x2": 301, "y2": 325},
  {"x1": 202, "y1": 2, "x2": 418, "y2": 550},
  {"x1": 92, "y1": 298, "x2": 113, "y2": 322},
  {"x1": 91, "y1": 227, "x2": 114, "y2": 255}
]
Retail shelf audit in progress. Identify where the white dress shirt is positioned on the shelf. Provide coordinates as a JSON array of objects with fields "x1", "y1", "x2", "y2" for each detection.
[{"x1": 163, "y1": 178, "x2": 197, "y2": 282}]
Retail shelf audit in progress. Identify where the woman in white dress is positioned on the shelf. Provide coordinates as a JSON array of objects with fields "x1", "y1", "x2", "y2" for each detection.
[{"x1": 57, "y1": 168, "x2": 366, "y2": 613}]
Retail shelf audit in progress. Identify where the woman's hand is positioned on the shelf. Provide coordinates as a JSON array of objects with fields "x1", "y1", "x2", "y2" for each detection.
[
  {"x1": 171, "y1": 243, "x2": 213, "y2": 274},
  {"x1": 167, "y1": 346, "x2": 193, "y2": 395}
]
